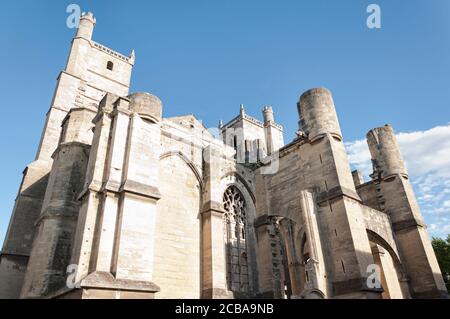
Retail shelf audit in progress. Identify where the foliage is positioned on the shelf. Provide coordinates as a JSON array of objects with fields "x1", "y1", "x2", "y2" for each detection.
[{"x1": 432, "y1": 235, "x2": 450, "y2": 292}]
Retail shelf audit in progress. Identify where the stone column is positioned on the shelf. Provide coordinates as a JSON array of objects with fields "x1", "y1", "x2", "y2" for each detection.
[
  {"x1": 278, "y1": 219, "x2": 303, "y2": 297},
  {"x1": 201, "y1": 145, "x2": 230, "y2": 298},
  {"x1": 299, "y1": 190, "x2": 328, "y2": 296}
]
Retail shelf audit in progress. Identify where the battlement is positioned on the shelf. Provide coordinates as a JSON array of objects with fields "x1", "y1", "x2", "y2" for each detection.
[
  {"x1": 91, "y1": 41, "x2": 134, "y2": 65},
  {"x1": 222, "y1": 113, "x2": 263, "y2": 128},
  {"x1": 222, "y1": 110, "x2": 282, "y2": 131},
  {"x1": 74, "y1": 11, "x2": 134, "y2": 66},
  {"x1": 243, "y1": 113, "x2": 264, "y2": 127}
]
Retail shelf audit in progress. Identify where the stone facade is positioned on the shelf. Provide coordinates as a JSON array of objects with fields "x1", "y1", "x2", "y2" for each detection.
[{"x1": 0, "y1": 13, "x2": 448, "y2": 299}]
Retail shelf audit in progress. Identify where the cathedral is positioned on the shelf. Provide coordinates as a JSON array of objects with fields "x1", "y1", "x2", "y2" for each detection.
[{"x1": 0, "y1": 12, "x2": 447, "y2": 299}]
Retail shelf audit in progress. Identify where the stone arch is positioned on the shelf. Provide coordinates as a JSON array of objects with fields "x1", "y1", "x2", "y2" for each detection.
[
  {"x1": 366, "y1": 229, "x2": 410, "y2": 299},
  {"x1": 367, "y1": 230, "x2": 402, "y2": 269},
  {"x1": 160, "y1": 151, "x2": 203, "y2": 191},
  {"x1": 153, "y1": 154, "x2": 202, "y2": 298},
  {"x1": 220, "y1": 171, "x2": 255, "y2": 204},
  {"x1": 299, "y1": 288, "x2": 325, "y2": 299}
]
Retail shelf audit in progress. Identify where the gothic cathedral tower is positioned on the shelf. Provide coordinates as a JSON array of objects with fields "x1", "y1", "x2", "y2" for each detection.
[{"x1": 0, "y1": 12, "x2": 135, "y2": 298}]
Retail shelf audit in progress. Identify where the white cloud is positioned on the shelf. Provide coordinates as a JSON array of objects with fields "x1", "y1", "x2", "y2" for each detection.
[
  {"x1": 397, "y1": 125, "x2": 450, "y2": 178},
  {"x1": 428, "y1": 217, "x2": 450, "y2": 238},
  {"x1": 346, "y1": 123, "x2": 450, "y2": 238},
  {"x1": 345, "y1": 139, "x2": 372, "y2": 178}
]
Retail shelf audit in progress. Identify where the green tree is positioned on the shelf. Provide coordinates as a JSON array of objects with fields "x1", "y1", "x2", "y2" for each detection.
[{"x1": 432, "y1": 235, "x2": 450, "y2": 292}]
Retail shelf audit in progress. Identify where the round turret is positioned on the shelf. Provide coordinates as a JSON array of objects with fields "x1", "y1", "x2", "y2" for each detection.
[
  {"x1": 262, "y1": 106, "x2": 274, "y2": 124},
  {"x1": 367, "y1": 124, "x2": 408, "y2": 179},
  {"x1": 298, "y1": 88, "x2": 342, "y2": 141},
  {"x1": 76, "y1": 12, "x2": 96, "y2": 40},
  {"x1": 128, "y1": 92, "x2": 163, "y2": 122}
]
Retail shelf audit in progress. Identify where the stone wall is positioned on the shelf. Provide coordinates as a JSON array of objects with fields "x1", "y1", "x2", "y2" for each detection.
[{"x1": 153, "y1": 155, "x2": 201, "y2": 298}]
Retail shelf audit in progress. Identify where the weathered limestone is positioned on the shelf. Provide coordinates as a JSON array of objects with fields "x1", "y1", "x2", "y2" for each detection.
[
  {"x1": 0, "y1": 11, "x2": 134, "y2": 298},
  {"x1": 352, "y1": 170, "x2": 364, "y2": 187},
  {"x1": 299, "y1": 191, "x2": 328, "y2": 296},
  {"x1": 371, "y1": 244, "x2": 404, "y2": 299},
  {"x1": 263, "y1": 106, "x2": 284, "y2": 155},
  {"x1": 277, "y1": 218, "x2": 303, "y2": 297},
  {"x1": 1, "y1": 12, "x2": 447, "y2": 300},
  {"x1": 65, "y1": 93, "x2": 162, "y2": 298},
  {"x1": 153, "y1": 153, "x2": 201, "y2": 298},
  {"x1": 367, "y1": 125, "x2": 448, "y2": 298},
  {"x1": 295, "y1": 88, "x2": 380, "y2": 298},
  {"x1": 0, "y1": 160, "x2": 49, "y2": 298},
  {"x1": 20, "y1": 105, "x2": 95, "y2": 298},
  {"x1": 254, "y1": 216, "x2": 286, "y2": 299},
  {"x1": 200, "y1": 145, "x2": 231, "y2": 299},
  {"x1": 220, "y1": 104, "x2": 284, "y2": 163},
  {"x1": 297, "y1": 88, "x2": 342, "y2": 142}
]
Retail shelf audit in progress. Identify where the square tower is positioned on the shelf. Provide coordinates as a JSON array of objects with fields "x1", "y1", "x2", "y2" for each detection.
[
  {"x1": 220, "y1": 104, "x2": 284, "y2": 163},
  {"x1": 0, "y1": 12, "x2": 135, "y2": 299}
]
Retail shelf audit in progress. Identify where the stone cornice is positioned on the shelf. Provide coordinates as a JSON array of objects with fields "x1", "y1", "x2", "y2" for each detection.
[
  {"x1": 51, "y1": 142, "x2": 91, "y2": 160},
  {"x1": 119, "y1": 180, "x2": 161, "y2": 201},
  {"x1": 333, "y1": 277, "x2": 383, "y2": 296},
  {"x1": 81, "y1": 271, "x2": 160, "y2": 292},
  {"x1": 201, "y1": 200, "x2": 225, "y2": 214},
  {"x1": 392, "y1": 219, "x2": 425, "y2": 232},
  {"x1": 316, "y1": 186, "x2": 362, "y2": 205}
]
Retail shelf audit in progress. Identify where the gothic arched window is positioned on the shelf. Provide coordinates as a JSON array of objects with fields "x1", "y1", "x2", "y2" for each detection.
[{"x1": 223, "y1": 186, "x2": 249, "y2": 293}]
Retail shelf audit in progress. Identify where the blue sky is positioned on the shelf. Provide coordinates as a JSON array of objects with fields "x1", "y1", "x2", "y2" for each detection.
[{"x1": 1, "y1": 0, "x2": 450, "y2": 246}]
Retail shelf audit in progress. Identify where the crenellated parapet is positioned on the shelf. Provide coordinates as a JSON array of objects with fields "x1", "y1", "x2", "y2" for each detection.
[{"x1": 92, "y1": 41, "x2": 135, "y2": 64}]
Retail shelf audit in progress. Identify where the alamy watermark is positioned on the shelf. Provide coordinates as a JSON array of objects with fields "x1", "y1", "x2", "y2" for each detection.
[
  {"x1": 66, "y1": 4, "x2": 81, "y2": 29},
  {"x1": 366, "y1": 264, "x2": 382, "y2": 289},
  {"x1": 367, "y1": 4, "x2": 381, "y2": 29},
  {"x1": 66, "y1": 264, "x2": 81, "y2": 289}
]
